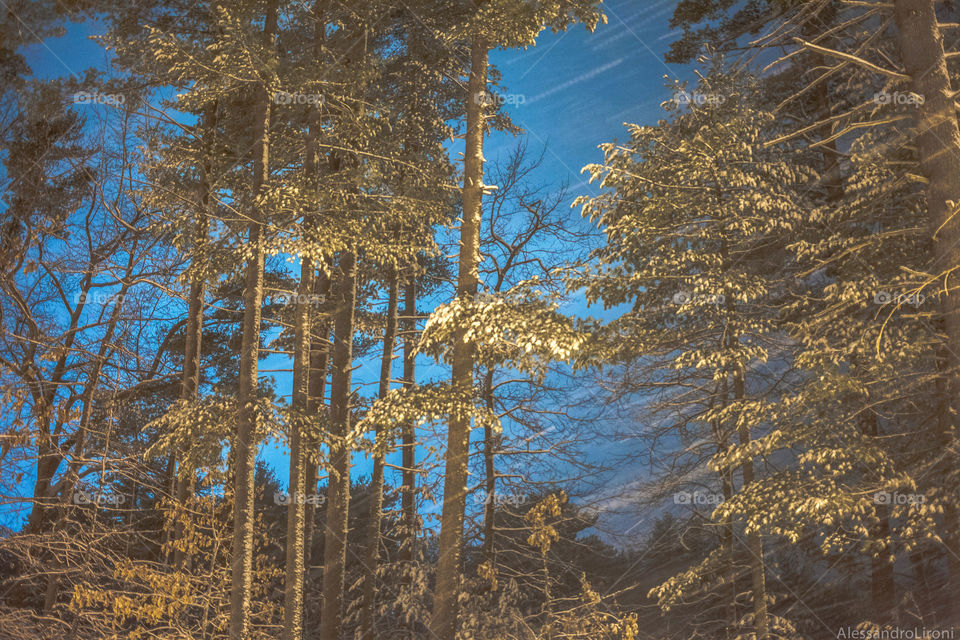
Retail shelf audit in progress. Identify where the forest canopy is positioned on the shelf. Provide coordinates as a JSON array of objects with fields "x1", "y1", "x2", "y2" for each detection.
[{"x1": 1, "y1": 1, "x2": 959, "y2": 639}]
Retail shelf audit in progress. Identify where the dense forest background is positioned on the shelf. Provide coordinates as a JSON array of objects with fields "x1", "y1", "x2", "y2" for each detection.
[{"x1": 1, "y1": 0, "x2": 959, "y2": 638}]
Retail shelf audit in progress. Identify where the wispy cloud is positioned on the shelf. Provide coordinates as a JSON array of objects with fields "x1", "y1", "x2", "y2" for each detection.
[{"x1": 526, "y1": 57, "x2": 625, "y2": 105}]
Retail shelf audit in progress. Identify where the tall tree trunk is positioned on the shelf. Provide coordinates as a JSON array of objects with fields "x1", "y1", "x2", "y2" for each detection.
[
  {"x1": 911, "y1": 546, "x2": 934, "y2": 623},
  {"x1": 360, "y1": 266, "x2": 400, "y2": 640},
  {"x1": 303, "y1": 0, "x2": 328, "y2": 578},
  {"x1": 283, "y1": 257, "x2": 314, "y2": 640},
  {"x1": 400, "y1": 274, "x2": 418, "y2": 563},
  {"x1": 893, "y1": 0, "x2": 960, "y2": 619},
  {"x1": 319, "y1": 248, "x2": 357, "y2": 640},
  {"x1": 230, "y1": 2, "x2": 277, "y2": 636},
  {"x1": 801, "y1": 2, "x2": 844, "y2": 202},
  {"x1": 399, "y1": 274, "x2": 417, "y2": 636},
  {"x1": 861, "y1": 410, "x2": 896, "y2": 623},
  {"x1": 481, "y1": 367, "x2": 496, "y2": 562},
  {"x1": 710, "y1": 382, "x2": 736, "y2": 640},
  {"x1": 429, "y1": 36, "x2": 488, "y2": 640},
  {"x1": 304, "y1": 268, "x2": 331, "y2": 575},
  {"x1": 734, "y1": 370, "x2": 768, "y2": 640},
  {"x1": 173, "y1": 100, "x2": 214, "y2": 571},
  {"x1": 285, "y1": 1, "x2": 327, "y2": 630}
]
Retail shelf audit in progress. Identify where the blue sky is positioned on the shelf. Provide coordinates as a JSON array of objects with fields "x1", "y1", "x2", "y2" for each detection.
[{"x1": 18, "y1": 0, "x2": 698, "y2": 538}]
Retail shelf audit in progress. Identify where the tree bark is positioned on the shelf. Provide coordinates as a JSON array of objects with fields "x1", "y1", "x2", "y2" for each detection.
[
  {"x1": 360, "y1": 266, "x2": 400, "y2": 640},
  {"x1": 710, "y1": 385, "x2": 736, "y2": 640},
  {"x1": 173, "y1": 100, "x2": 214, "y2": 571},
  {"x1": 400, "y1": 275, "x2": 418, "y2": 565},
  {"x1": 230, "y1": 2, "x2": 277, "y2": 636},
  {"x1": 893, "y1": 0, "x2": 960, "y2": 619},
  {"x1": 319, "y1": 248, "x2": 357, "y2": 640},
  {"x1": 303, "y1": 0, "x2": 328, "y2": 576},
  {"x1": 860, "y1": 410, "x2": 896, "y2": 623},
  {"x1": 801, "y1": 2, "x2": 844, "y2": 202},
  {"x1": 304, "y1": 268, "x2": 331, "y2": 575},
  {"x1": 429, "y1": 35, "x2": 488, "y2": 640},
  {"x1": 481, "y1": 367, "x2": 496, "y2": 562},
  {"x1": 734, "y1": 369, "x2": 768, "y2": 640},
  {"x1": 283, "y1": 257, "x2": 314, "y2": 640}
]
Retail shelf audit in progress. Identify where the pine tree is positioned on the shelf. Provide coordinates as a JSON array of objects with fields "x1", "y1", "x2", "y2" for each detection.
[
  {"x1": 428, "y1": 3, "x2": 604, "y2": 636},
  {"x1": 576, "y1": 66, "x2": 815, "y2": 639}
]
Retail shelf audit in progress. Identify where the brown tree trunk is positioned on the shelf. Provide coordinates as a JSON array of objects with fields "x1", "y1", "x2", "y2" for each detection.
[
  {"x1": 304, "y1": 268, "x2": 331, "y2": 575},
  {"x1": 429, "y1": 35, "x2": 488, "y2": 640},
  {"x1": 861, "y1": 411, "x2": 896, "y2": 623},
  {"x1": 360, "y1": 266, "x2": 400, "y2": 640},
  {"x1": 710, "y1": 383, "x2": 736, "y2": 640},
  {"x1": 481, "y1": 367, "x2": 496, "y2": 562},
  {"x1": 283, "y1": 257, "x2": 314, "y2": 640},
  {"x1": 801, "y1": 2, "x2": 844, "y2": 202},
  {"x1": 400, "y1": 275, "x2": 418, "y2": 564},
  {"x1": 734, "y1": 371, "x2": 768, "y2": 640},
  {"x1": 173, "y1": 101, "x2": 214, "y2": 571},
  {"x1": 285, "y1": 2, "x2": 327, "y2": 630},
  {"x1": 893, "y1": 0, "x2": 960, "y2": 620},
  {"x1": 230, "y1": 2, "x2": 277, "y2": 636},
  {"x1": 302, "y1": 0, "x2": 328, "y2": 576},
  {"x1": 319, "y1": 248, "x2": 357, "y2": 640}
]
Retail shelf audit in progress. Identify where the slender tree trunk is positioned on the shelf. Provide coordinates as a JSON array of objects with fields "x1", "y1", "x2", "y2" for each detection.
[
  {"x1": 173, "y1": 101, "x2": 214, "y2": 571},
  {"x1": 541, "y1": 553, "x2": 553, "y2": 640},
  {"x1": 399, "y1": 274, "x2": 417, "y2": 637},
  {"x1": 230, "y1": 2, "x2": 277, "y2": 636},
  {"x1": 733, "y1": 370, "x2": 768, "y2": 640},
  {"x1": 911, "y1": 546, "x2": 934, "y2": 623},
  {"x1": 304, "y1": 268, "x2": 331, "y2": 574},
  {"x1": 303, "y1": 0, "x2": 328, "y2": 576},
  {"x1": 871, "y1": 501, "x2": 895, "y2": 623},
  {"x1": 283, "y1": 257, "x2": 314, "y2": 640},
  {"x1": 171, "y1": 234, "x2": 207, "y2": 570},
  {"x1": 720, "y1": 466, "x2": 736, "y2": 639},
  {"x1": 893, "y1": 0, "x2": 960, "y2": 619},
  {"x1": 360, "y1": 266, "x2": 400, "y2": 640},
  {"x1": 801, "y1": 2, "x2": 844, "y2": 202},
  {"x1": 400, "y1": 275, "x2": 418, "y2": 562},
  {"x1": 481, "y1": 367, "x2": 496, "y2": 562},
  {"x1": 429, "y1": 36, "x2": 488, "y2": 640},
  {"x1": 861, "y1": 410, "x2": 896, "y2": 623},
  {"x1": 320, "y1": 248, "x2": 357, "y2": 640},
  {"x1": 710, "y1": 388, "x2": 736, "y2": 640},
  {"x1": 285, "y1": 1, "x2": 327, "y2": 628}
]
